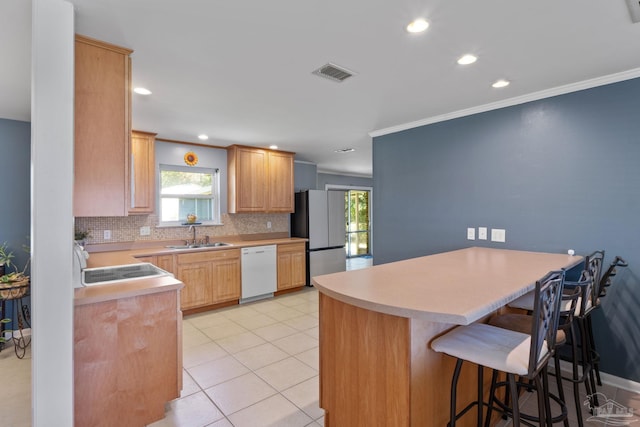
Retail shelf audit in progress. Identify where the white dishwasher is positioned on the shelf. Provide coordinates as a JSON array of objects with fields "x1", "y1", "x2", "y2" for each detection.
[{"x1": 241, "y1": 245, "x2": 277, "y2": 303}]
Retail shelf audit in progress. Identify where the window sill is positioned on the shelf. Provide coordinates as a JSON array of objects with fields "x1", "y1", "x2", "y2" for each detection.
[{"x1": 156, "y1": 222, "x2": 224, "y2": 228}]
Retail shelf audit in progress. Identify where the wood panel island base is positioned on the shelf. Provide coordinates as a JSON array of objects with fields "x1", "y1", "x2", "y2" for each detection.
[
  {"x1": 74, "y1": 276, "x2": 183, "y2": 427},
  {"x1": 314, "y1": 247, "x2": 582, "y2": 426}
]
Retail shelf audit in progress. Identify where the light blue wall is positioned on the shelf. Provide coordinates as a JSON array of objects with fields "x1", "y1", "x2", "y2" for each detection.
[
  {"x1": 372, "y1": 77, "x2": 640, "y2": 381},
  {"x1": 0, "y1": 119, "x2": 31, "y2": 273}
]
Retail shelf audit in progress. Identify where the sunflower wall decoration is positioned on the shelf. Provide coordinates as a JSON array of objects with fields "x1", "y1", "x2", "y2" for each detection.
[{"x1": 184, "y1": 151, "x2": 198, "y2": 166}]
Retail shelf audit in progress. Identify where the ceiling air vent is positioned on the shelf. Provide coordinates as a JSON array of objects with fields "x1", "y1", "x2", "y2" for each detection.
[{"x1": 312, "y1": 63, "x2": 355, "y2": 83}]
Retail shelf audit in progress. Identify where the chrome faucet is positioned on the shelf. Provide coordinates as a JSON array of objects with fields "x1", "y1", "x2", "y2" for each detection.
[{"x1": 188, "y1": 225, "x2": 197, "y2": 246}]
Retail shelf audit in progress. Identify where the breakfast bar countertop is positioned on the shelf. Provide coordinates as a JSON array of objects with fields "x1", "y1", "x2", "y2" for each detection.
[{"x1": 312, "y1": 246, "x2": 583, "y2": 325}]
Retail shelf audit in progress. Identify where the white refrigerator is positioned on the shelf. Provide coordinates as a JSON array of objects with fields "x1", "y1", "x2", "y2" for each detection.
[{"x1": 291, "y1": 190, "x2": 346, "y2": 285}]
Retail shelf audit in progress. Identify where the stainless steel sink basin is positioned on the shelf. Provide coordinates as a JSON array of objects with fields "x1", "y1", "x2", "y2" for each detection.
[{"x1": 165, "y1": 242, "x2": 232, "y2": 250}]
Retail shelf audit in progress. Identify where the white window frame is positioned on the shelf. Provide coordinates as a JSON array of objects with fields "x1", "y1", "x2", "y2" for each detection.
[{"x1": 158, "y1": 164, "x2": 221, "y2": 226}]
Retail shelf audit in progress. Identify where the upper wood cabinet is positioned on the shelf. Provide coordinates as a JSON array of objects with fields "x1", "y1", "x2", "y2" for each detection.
[
  {"x1": 129, "y1": 130, "x2": 157, "y2": 214},
  {"x1": 227, "y1": 145, "x2": 294, "y2": 213},
  {"x1": 74, "y1": 35, "x2": 133, "y2": 217}
]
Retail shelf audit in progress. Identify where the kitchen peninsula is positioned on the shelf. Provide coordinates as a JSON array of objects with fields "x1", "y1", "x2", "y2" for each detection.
[{"x1": 312, "y1": 247, "x2": 582, "y2": 426}]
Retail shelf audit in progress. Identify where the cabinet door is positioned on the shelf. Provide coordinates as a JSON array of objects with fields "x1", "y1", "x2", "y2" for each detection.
[
  {"x1": 290, "y1": 250, "x2": 306, "y2": 287},
  {"x1": 155, "y1": 255, "x2": 175, "y2": 275},
  {"x1": 74, "y1": 35, "x2": 132, "y2": 217},
  {"x1": 211, "y1": 257, "x2": 241, "y2": 303},
  {"x1": 235, "y1": 147, "x2": 268, "y2": 212},
  {"x1": 267, "y1": 151, "x2": 294, "y2": 212},
  {"x1": 177, "y1": 262, "x2": 212, "y2": 310},
  {"x1": 129, "y1": 130, "x2": 156, "y2": 214},
  {"x1": 277, "y1": 252, "x2": 293, "y2": 290},
  {"x1": 277, "y1": 243, "x2": 306, "y2": 290}
]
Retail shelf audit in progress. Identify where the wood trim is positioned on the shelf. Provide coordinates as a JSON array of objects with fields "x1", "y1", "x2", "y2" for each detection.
[
  {"x1": 155, "y1": 137, "x2": 228, "y2": 149},
  {"x1": 75, "y1": 34, "x2": 133, "y2": 55},
  {"x1": 182, "y1": 299, "x2": 238, "y2": 316},
  {"x1": 274, "y1": 286, "x2": 305, "y2": 297},
  {"x1": 227, "y1": 143, "x2": 295, "y2": 155}
]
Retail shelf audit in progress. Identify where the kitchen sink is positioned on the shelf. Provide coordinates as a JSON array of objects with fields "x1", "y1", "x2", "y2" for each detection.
[{"x1": 165, "y1": 242, "x2": 232, "y2": 250}]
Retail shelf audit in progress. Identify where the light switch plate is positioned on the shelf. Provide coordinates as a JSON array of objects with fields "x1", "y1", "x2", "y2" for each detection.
[
  {"x1": 104, "y1": 230, "x2": 112, "y2": 240},
  {"x1": 140, "y1": 226, "x2": 151, "y2": 236},
  {"x1": 467, "y1": 227, "x2": 475, "y2": 240},
  {"x1": 478, "y1": 227, "x2": 487, "y2": 240},
  {"x1": 491, "y1": 228, "x2": 506, "y2": 243}
]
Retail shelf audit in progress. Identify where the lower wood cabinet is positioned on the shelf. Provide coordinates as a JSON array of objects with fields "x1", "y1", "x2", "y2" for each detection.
[
  {"x1": 176, "y1": 249, "x2": 241, "y2": 310},
  {"x1": 74, "y1": 289, "x2": 181, "y2": 426},
  {"x1": 277, "y1": 242, "x2": 306, "y2": 291}
]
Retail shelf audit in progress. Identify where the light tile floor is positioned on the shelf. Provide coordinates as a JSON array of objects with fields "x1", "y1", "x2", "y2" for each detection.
[
  {"x1": 2, "y1": 269, "x2": 639, "y2": 427},
  {"x1": 149, "y1": 287, "x2": 324, "y2": 427}
]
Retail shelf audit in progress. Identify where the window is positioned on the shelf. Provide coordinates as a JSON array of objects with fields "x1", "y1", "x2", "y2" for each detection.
[{"x1": 159, "y1": 165, "x2": 220, "y2": 225}]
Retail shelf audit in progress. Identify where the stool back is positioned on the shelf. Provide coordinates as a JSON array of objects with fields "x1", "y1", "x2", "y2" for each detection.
[
  {"x1": 529, "y1": 270, "x2": 565, "y2": 377},
  {"x1": 578, "y1": 250, "x2": 605, "y2": 316},
  {"x1": 599, "y1": 256, "x2": 628, "y2": 297}
]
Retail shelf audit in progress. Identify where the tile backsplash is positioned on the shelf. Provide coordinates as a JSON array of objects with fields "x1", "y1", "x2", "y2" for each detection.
[{"x1": 75, "y1": 213, "x2": 289, "y2": 244}]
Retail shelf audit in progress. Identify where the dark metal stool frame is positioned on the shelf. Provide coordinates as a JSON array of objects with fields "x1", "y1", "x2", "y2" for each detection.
[{"x1": 434, "y1": 270, "x2": 566, "y2": 427}]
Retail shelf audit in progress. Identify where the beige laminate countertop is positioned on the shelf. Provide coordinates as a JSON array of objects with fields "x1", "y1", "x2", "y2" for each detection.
[
  {"x1": 312, "y1": 247, "x2": 583, "y2": 325},
  {"x1": 75, "y1": 237, "x2": 307, "y2": 306}
]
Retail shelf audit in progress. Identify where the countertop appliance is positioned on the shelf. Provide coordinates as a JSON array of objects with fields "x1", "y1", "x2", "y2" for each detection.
[
  {"x1": 291, "y1": 190, "x2": 346, "y2": 285},
  {"x1": 241, "y1": 245, "x2": 277, "y2": 303},
  {"x1": 81, "y1": 263, "x2": 173, "y2": 286},
  {"x1": 73, "y1": 241, "x2": 90, "y2": 288}
]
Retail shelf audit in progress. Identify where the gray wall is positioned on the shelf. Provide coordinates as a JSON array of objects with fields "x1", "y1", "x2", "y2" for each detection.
[
  {"x1": 0, "y1": 119, "x2": 31, "y2": 273},
  {"x1": 294, "y1": 161, "x2": 317, "y2": 191},
  {"x1": 317, "y1": 172, "x2": 372, "y2": 190},
  {"x1": 372, "y1": 77, "x2": 640, "y2": 382}
]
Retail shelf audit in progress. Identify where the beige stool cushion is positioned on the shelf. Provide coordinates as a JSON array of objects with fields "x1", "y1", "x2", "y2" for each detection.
[{"x1": 431, "y1": 323, "x2": 549, "y2": 376}]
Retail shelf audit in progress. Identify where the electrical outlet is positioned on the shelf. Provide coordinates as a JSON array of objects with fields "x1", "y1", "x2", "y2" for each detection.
[
  {"x1": 491, "y1": 228, "x2": 506, "y2": 243},
  {"x1": 467, "y1": 227, "x2": 475, "y2": 240},
  {"x1": 267, "y1": 221, "x2": 272, "y2": 229},
  {"x1": 104, "y1": 230, "x2": 112, "y2": 240},
  {"x1": 140, "y1": 226, "x2": 151, "y2": 236},
  {"x1": 478, "y1": 227, "x2": 487, "y2": 240}
]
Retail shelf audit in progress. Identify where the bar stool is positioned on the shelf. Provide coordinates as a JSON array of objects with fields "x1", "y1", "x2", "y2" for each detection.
[
  {"x1": 488, "y1": 286, "x2": 582, "y2": 427},
  {"x1": 589, "y1": 256, "x2": 628, "y2": 385},
  {"x1": 431, "y1": 270, "x2": 565, "y2": 427}
]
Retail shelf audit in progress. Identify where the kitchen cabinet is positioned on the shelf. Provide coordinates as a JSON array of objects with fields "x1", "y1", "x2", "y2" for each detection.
[
  {"x1": 129, "y1": 130, "x2": 157, "y2": 214},
  {"x1": 74, "y1": 34, "x2": 133, "y2": 217},
  {"x1": 277, "y1": 242, "x2": 306, "y2": 291},
  {"x1": 74, "y1": 288, "x2": 181, "y2": 426},
  {"x1": 137, "y1": 254, "x2": 175, "y2": 275},
  {"x1": 176, "y1": 249, "x2": 241, "y2": 310},
  {"x1": 227, "y1": 145, "x2": 294, "y2": 213}
]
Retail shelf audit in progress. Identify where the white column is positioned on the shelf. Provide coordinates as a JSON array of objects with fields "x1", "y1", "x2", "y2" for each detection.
[{"x1": 31, "y1": 0, "x2": 74, "y2": 425}]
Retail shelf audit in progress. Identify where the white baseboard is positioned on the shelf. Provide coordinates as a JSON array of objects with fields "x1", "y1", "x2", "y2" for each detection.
[
  {"x1": 2, "y1": 327, "x2": 31, "y2": 341},
  {"x1": 556, "y1": 359, "x2": 640, "y2": 394}
]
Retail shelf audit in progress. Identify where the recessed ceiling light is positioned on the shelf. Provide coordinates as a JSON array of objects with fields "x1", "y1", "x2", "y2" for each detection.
[
  {"x1": 269, "y1": 145, "x2": 278, "y2": 150},
  {"x1": 406, "y1": 19, "x2": 429, "y2": 33},
  {"x1": 492, "y1": 79, "x2": 510, "y2": 88},
  {"x1": 335, "y1": 148, "x2": 355, "y2": 153},
  {"x1": 133, "y1": 87, "x2": 152, "y2": 95},
  {"x1": 198, "y1": 134, "x2": 209, "y2": 140},
  {"x1": 457, "y1": 54, "x2": 477, "y2": 65}
]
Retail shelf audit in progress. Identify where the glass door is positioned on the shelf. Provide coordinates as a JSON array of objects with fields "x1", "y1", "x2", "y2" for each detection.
[{"x1": 346, "y1": 190, "x2": 371, "y2": 258}]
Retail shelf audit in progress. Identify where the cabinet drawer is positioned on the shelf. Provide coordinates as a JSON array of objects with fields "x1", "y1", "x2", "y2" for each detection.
[
  {"x1": 177, "y1": 249, "x2": 240, "y2": 264},
  {"x1": 278, "y1": 242, "x2": 306, "y2": 254}
]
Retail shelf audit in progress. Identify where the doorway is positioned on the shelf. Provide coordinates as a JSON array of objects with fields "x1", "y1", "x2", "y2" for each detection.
[{"x1": 345, "y1": 190, "x2": 371, "y2": 258}]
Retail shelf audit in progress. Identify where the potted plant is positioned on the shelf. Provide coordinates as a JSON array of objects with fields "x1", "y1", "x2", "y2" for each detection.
[
  {"x1": 75, "y1": 229, "x2": 91, "y2": 247},
  {"x1": 0, "y1": 242, "x2": 15, "y2": 277},
  {"x1": 0, "y1": 241, "x2": 30, "y2": 300}
]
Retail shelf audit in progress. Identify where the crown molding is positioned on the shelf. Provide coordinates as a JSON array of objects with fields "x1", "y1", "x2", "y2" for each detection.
[{"x1": 370, "y1": 68, "x2": 640, "y2": 138}]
